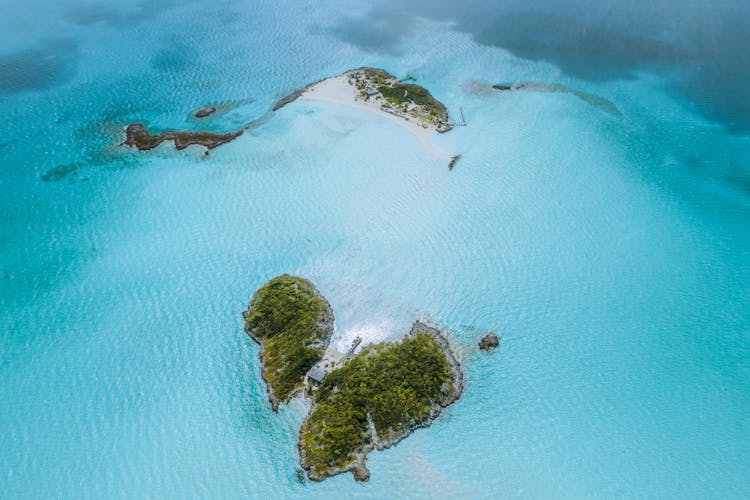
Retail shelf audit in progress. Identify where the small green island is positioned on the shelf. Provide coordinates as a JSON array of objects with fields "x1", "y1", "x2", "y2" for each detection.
[
  {"x1": 348, "y1": 67, "x2": 453, "y2": 132},
  {"x1": 275, "y1": 67, "x2": 454, "y2": 133},
  {"x1": 244, "y1": 275, "x2": 334, "y2": 410},
  {"x1": 244, "y1": 275, "x2": 463, "y2": 482},
  {"x1": 299, "y1": 321, "x2": 463, "y2": 481}
]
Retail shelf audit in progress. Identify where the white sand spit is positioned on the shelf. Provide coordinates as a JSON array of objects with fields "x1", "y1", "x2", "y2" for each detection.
[{"x1": 299, "y1": 75, "x2": 450, "y2": 161}]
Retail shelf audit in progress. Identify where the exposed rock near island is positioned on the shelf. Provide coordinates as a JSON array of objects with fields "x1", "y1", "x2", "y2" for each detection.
[
  {"x1": 193, "y1": 106, "x2": 217, "y2": 118},
  {"x1": 449, "y1": 155, "x2": 461, "y2": 171},
  {"x1": 272, "y1": 79, "x2": 323, "y2": 111},
  {"x1": 298, "y1": 321, "x2": 463, "y2": 482},
  {"x1": 123, "y1": 123, "x2": 243, "y2": 151},
  {"x1": 243, "y1": 275, "x2": 334, "y2": 411},
  {"x1": 478, "y1": 332, "x2": 499, "y2": 351}
]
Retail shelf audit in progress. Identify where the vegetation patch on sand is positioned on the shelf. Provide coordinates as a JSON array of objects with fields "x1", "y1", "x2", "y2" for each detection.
[
  {"x1": 275, "y1": 67, "x2": 453, "y2": 134},
  {"x1": 244, "y1": 275, "x2": 334, "y2": 411},
  {"x1": 299, "y1": 321, "x2": 463, "y2": 482},
  {"x1": 348, "y1": 67, "x2": 452, "y2": 132}
]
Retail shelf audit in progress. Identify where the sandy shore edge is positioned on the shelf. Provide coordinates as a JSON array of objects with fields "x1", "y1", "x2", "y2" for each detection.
[{"x1": 298, "y1": 75, "x2": 450, "y2": 161}]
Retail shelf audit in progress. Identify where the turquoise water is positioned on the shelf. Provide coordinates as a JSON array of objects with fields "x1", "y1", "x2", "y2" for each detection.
[{"x1": 2, "y1": 1, "x2": 749, "y2": 498}]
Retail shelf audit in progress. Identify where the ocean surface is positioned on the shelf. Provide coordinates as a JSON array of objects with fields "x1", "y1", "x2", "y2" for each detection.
[{"x1": 2, "y1": 0, "x2": 749, "y2": 498}]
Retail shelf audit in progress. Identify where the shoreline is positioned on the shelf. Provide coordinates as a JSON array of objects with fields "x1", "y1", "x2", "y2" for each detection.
[
  {"x1": 122, "y1": 68, "x2": 457, "y2": 164},
  {"x1": 297, "y1": 73, "x2": 452, "y2": 162}
]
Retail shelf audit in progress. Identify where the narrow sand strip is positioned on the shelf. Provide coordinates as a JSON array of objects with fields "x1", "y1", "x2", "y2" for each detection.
[{"x1": 298, "y1": 76, "x2": 450, "y2": 161}]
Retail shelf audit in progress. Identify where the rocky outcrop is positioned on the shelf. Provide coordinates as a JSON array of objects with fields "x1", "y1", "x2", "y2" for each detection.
[
  {"x1": 449, "y1": 155, "x2": 461, "y2": 171},
  {"x1": 193, "y1": 106, "x2": 217, "y2": 118},
  {"x1": 272, "y1": 79, "x2": 324, "y2": 111},
  {"x1": 123, "y1": 123, "x2": 243, "y2": 151},
  {"x1": 478, "y1": 333, "x2": 499, "y2": 351}
]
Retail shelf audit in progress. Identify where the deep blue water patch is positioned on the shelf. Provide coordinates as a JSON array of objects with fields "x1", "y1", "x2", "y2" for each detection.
[
  {"x1": 328, "y1": 0, "x2": 750, "y2": 132},
  {"x1": 151, "y1": 44, "x2": 200, "y2": 72},
  {"x1": 63, "y1": 0, "x2": 189, "y2": 28},
  {"x1": 0, "y1": 39, "x2": 79, "y2": 94}
]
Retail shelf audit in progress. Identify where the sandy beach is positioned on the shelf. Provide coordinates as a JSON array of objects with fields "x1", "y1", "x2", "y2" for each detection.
[{"x1": 298, "y1": 75, "x2": 450, "y2": 161}]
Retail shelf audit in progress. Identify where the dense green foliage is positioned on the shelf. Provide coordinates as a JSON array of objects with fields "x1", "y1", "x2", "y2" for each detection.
[
  {"x1": 300, "y1": 331, "x2": 454, "y2": 472},
  {"x1": 377, "y1": 83, "x2": 447, "y2": 119},
  {"x1": 245, "y1": 275, "x2": 333, "y2": 402},
  {"x1": 362, "y1": 67, "x2": 393, "y2": 86}
]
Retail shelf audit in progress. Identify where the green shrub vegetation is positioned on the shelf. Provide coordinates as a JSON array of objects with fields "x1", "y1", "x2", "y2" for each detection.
[
  {"x1": 362, "y1": 67, "x2": 392, "y2": 86},
  {"x1": 377, "y1": 83, "x2": 447, "y2": 120},
  {"x1": 300, "y1": 330, "x2": 454, "y2": 474},
  {"x1": 245, "y1": 275, "x2": 333, "y2": 403}
]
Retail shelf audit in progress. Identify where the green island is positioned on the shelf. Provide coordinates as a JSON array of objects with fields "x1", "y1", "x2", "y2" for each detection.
[
  {"x1": 347, "y1": 67, "x2": 453, "y2": 132},
  {"x1": 243, "y1": 275, "x2": 334, "y2": 411},
  {"x1": 243, "y1": 275, "x2": 464, "y2": 482},
  {"x1": 299, "y1": 321, "x2": 463, "y2": 482},
  {"x1": 272, "y1": 67, "x2": 453, "y2": 134}
]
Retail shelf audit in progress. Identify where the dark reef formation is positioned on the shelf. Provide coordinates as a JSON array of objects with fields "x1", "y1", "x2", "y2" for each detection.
[
  {"x1": 449, "y1": 155, "x2": 461, "y2": 171},
  {"x1": 493, "y1": 82, "x2": 621, "y2": 116},
  {"x1": 123, "y1": 123, "x2": 243, "y2": 151}
]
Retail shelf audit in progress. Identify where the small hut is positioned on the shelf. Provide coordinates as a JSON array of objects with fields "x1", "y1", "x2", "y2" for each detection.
[{"x1": 306, "y1": 366, "x2": 326, "y2": 387}]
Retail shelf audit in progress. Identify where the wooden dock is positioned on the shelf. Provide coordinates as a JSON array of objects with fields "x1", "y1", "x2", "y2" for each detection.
[{"x1": 450, "y1": 107, "x2": 468, "y2": 127}]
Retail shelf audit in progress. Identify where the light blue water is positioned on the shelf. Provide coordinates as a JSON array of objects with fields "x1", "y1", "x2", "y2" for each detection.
[{"x1": 2, "y1": 1, "x2": 749, "y2": 498}]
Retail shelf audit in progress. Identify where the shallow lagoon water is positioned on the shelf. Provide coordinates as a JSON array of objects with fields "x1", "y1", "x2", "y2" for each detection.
[{"x1": 1, "y1": 1, "x2": 749, "y2": 498}]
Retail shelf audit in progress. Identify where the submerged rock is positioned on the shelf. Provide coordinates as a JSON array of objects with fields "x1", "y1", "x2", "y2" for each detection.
[
  {"x1": 478, "y1": 333, "x2": 499, "y2": 351},
  {"x1": 40, "y1": 162, "x2": 82, "y2": 182},
  {"x1": 492, "y1": 82, "x2": 621, "y2": 116}
]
